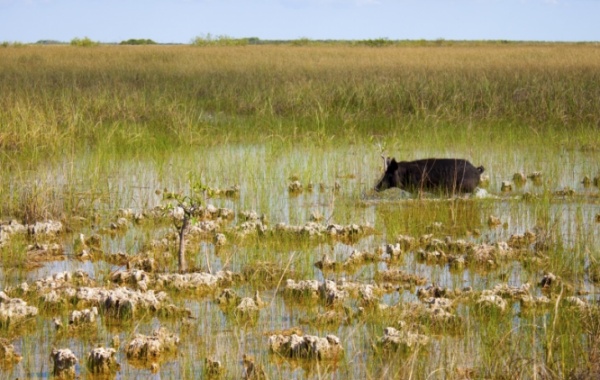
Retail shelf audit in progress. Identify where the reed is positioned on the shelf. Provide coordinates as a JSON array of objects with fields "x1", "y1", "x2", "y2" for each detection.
[{"x1": 1, "y1": 44, "x2": 599, "y2": 164}]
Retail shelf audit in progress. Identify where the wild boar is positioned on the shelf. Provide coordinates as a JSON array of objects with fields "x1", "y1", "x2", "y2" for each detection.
[{"x1": 375, "y1": 158, "x2": 484, "y2": 194}]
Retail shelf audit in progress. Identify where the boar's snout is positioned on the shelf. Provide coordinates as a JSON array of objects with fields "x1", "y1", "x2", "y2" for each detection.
[{"x1": 374, "y1": 177, "x2": 388, "y2": 192}]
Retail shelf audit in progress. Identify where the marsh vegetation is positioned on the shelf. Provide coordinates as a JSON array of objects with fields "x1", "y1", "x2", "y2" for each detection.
[{"x1": 1, "y1": 43, "x2": 600, "y2": 379}]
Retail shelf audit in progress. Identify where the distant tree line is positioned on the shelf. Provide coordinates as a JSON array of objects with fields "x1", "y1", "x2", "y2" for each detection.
[
  {"x1": 120, "y1": 39, "x2": 157, "y2": 45},
  {"x1": 70, "y1": 37, "x2": 99, "y2": 47},
  {"x1": 190, "y1": 33, "x2": 254, "y2": 46},
  {"x1": 2, "y1": 36, "x2": 583, "y2": 48}
]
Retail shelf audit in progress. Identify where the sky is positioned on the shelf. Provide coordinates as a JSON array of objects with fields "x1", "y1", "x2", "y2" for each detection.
[{"x1": 0, "y1": 0, "x2": 599, "y2": 43}]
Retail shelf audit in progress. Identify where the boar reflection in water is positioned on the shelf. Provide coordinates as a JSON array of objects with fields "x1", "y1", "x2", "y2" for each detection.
[{"x1": 375, "y1": 158, "x2": 485, "y2": 194}]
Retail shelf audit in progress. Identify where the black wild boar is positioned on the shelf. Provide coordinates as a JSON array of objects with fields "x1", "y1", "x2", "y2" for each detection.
[{"x1": 375, "y1": 158, "x2": 485, "y2": 194}]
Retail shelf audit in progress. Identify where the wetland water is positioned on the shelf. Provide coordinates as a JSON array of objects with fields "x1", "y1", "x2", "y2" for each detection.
[{"x1": 2, "y1": 141, "x2": 600, "y2": 379}]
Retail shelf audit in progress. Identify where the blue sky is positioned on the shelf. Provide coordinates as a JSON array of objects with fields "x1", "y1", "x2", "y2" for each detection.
[{"x1": 1, "y1": 0, "x2": 599, "y2": 43}]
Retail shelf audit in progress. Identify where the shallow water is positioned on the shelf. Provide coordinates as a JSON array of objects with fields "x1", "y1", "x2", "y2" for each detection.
[{"x1": 2, "y1": 142, "x2": 600, "y2": 379}]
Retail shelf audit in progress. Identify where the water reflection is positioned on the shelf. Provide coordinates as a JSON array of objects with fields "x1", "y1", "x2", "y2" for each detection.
[{"x1": 1, "y1": 143, "x2": 600, "y2": 378}]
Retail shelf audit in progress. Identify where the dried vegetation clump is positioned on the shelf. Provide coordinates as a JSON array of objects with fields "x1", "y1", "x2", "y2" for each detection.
[
  {"x1": 401, "y1": 229, "x2": 548, "y2": 268},
  {"x1": 215, "y1": 288, "x2": 242, "y2": 307},
  {"x1": 288, "y1": 180, "x2": 303, "y2": 193},
  {"x1": 51, "y1": 348, "x2": 78, "y2": 378},
  {"x1": 26, "y1": 242, "x2": 64, "y2": 265},
  {"x1": 314, "y1": 228, "x2": 548, "y2": 278},
  {"x1": 87, "y1": 347, "x2": 120, "y2": 375},
  {"x1": 416, "y1": 284, "x2": 466, "y2": 300},
  {"x1": 168, "y1": 204, "x2": 235, "y2": 222},
  {"x1": 211, "y1": 184, "x2": 240, "y2": 198},
  {"x1": 69, "y1": 307, "x2": 98, "y2": 326},
  {"x1": 274, "y1": 221, "x2": 374, "y2": 240},
  {"x1": 374, "y1": 269, "x2": 427, "y2": 286},
  {"x1": 301, "y1": 308, "x2": 354, "y2": 326},
  {"x1": 379, "y1": 278, "x2": 563, "y2": 332},
  {"x1": 419, "y1": 297, "x2": 462, "y2": 327},
  {"x1": 563, "y1": 296, "x2": 593, "y2": 312},
  {"x1": 215, "y1": 289, "x2": 266, "y2": 316},
  {"x1": 138, "y1": 204, "x2": 236, "y2": 248},
  {"x1": 283, "y1": 279, "x2": 320, "y2": 300},
  {"x1": 377, "y1": 326, "x2": 430, "y2": 353},
  {"x1": 126, "y1": 327, "x2": 180, "y2": 363},
  {"x1": 16, "y1": 281, "x2": 192, "y2": 319},
  {"x1": 476, "y1": 293, "x2": 509, "y2": 312},
  {"x1": 382, "y1": 289, "x2": 466, "y2": 331},
  {"x1": 284, "y1": 278, "x2": 392, "y2": 307},
  {"x1": 0, "y1": 338, "x2": 22, "y2": 365},
  {"x1": 0, "y1": 219, "x2": 63, "y2": 247},
  {"x1": 35, "y1": 270, "x2": 94, "y2": 290},
  {"x1": 204, "y1": 357, "x2": 225, "y2": 378},
  {"x1": 315, "y1": 250, "x2": 379, "y2": 271},
  {"x1": 1, "y1": 220, "x2": 65, "y2": 268},
  {"x1": 318, "y1": 280, "x2": 352, "y2": 305},
  {"x1": 268, "y1": 333, "x2": 343, "y2": 360},
  {"x1": 501, "y1": 181, "x2": 513, "y2": 192},
  {"x1": 0, "y1": 292, "x2": 38, "y2": 326},
  {"x1": 235, "y1": 295, "x2": 263, "y2": 316},
  {"x1": 242, "y1": 353, "x2": 266, "y2": 379},
  {"x1": 472, "y1": 282, "x2": 555, "y2": 313},
  {"x1": 110, "y1": 269, "x2": 242, "y2": 293},
  {"x1": 100, "y1": 287, "x2": 190, "y2": 318},
  {"x1": 235, "y1": 211, "x2": 269, "y2": 237},
  {"x1": 27, "y1": 271, "x2": 96, "y2": 307}
]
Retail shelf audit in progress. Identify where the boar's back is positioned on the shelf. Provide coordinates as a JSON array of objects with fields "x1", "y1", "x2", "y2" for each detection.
[{"x1": 403, "y1": 158, "x2": 483, "y2": 193}]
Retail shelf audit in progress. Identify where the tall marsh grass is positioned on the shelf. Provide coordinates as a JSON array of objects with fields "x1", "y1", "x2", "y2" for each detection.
[{"x1": 1, "y1": 44, "x2": 599, "y2": 165}]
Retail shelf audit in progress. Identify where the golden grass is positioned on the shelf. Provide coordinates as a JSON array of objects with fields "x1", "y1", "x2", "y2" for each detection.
[{"x1": 1, "y1": 43, "x2": 599, "y2": 163}]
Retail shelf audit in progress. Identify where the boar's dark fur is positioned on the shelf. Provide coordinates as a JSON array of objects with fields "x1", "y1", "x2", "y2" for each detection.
[{"x1": 375, "y1": 158, "x2": 485, "y2": 194}]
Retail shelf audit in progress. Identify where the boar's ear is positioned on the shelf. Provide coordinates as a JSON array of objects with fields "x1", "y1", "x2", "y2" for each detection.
[
  {"x1": 388, "y1": 158, "x2": 399, "y2": 171},
  {"x1": 381, "y1": 155, "x2": 389, "y2": 171}
]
